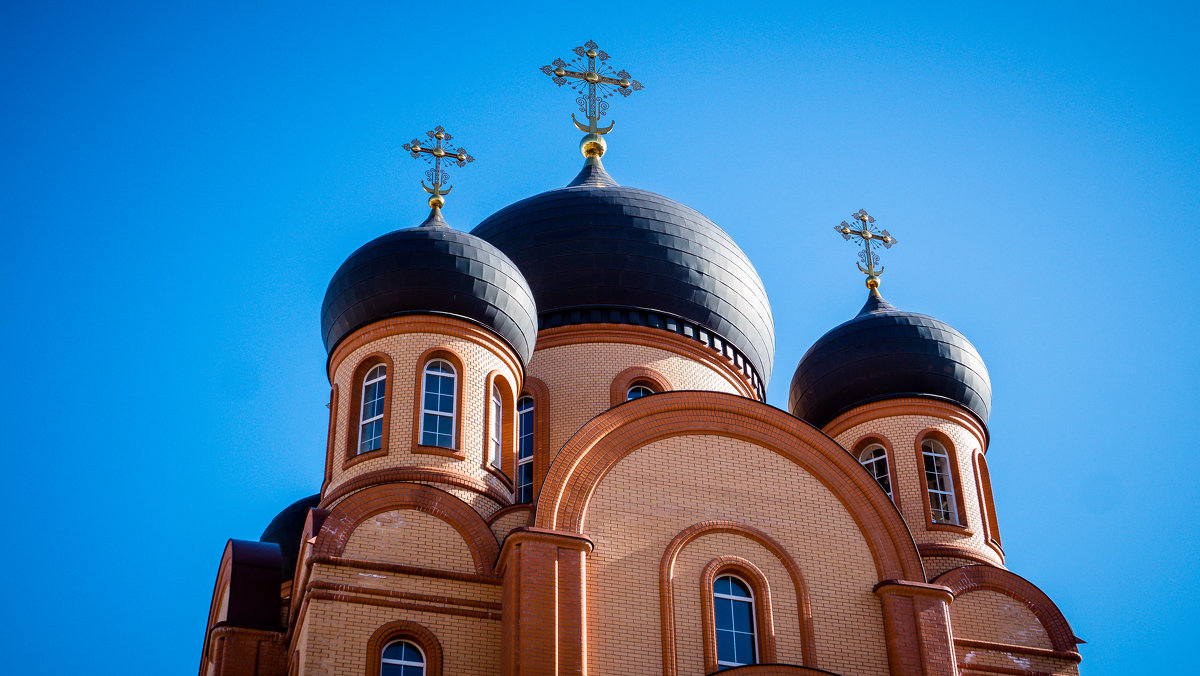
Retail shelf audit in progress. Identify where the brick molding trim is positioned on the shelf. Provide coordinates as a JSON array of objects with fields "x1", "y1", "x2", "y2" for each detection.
[{"x1": 364, "y1": 620, "x2": 444, "y2": 676}]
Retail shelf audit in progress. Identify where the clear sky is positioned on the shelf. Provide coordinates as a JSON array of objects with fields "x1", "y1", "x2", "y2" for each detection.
[{"x1": 1, "y1": 1, "x2": 1196, "y2": 674}]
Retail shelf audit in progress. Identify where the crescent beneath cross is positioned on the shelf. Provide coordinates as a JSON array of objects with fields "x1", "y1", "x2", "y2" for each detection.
[
  {"x1": 573, "y1": 114, "x2": 614, "y2": 134},
  {"x1": 422, "y1": 181, "x2": 452, "y2": 196}
]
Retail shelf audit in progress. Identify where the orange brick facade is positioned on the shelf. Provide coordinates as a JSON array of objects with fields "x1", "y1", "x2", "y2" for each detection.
[{"x1": 200, "y1": 319, "x2": 1083, "y2": 676}]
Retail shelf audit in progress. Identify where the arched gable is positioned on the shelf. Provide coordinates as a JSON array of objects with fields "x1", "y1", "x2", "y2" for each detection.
[
  {"x1": 315, "y1": 483, "x2": 499, "y2": 574},
  {"x1": 534, "y1": 391, "x2": 924, "y2": 581},
  {"x1": 934, "y1": 565, "x2": 1081, "y2": 658}
]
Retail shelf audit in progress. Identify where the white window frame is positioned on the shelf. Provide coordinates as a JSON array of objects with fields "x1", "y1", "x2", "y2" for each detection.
[
  {"x1": 713, "y1": 574, "x2": 758, "y2": 668},
  {"x1": 516, "y1": 396, "x2": 534, "y2": 503},
  {"x1": 380, "y1": 639, "x2": 425, "y2": 675},
  {"x1": 626, "y1": 384, "x2": 655, "y2": 401},
  {"x1": 858, "y1": 443, "x2": 892, "y2": 500},
  {"x1": 922, "y1": 438, "x2": 960, "y2": 525},
  {"x1": 419, "y1": 360, "x2": 456, "y2": 448},
  {"x1": 490, "y1": 384, "x2": 503, "y2": 468},
  {"x1": 357, "y1": 364, "x2": 387, "y2": 454}
]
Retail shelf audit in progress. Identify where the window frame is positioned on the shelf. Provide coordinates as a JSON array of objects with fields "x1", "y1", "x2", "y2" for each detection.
[
  {"x1": 489, "y1": 385, "x2": 503, "y2": 468},
  {"x1": 343, "y1": 353, "x2": 394, "y2": 470},
  {"x1": 609, "y1": 366, "x2": 670, "y2": 406},
  {"x1": 853, "y1": 435, "x2": 898, "y2": 506},
  {"x1": 516, "y1": 396, "x2": 535, "y2": 503},
  {"x1": 915, "y1": 431, "x2": 971, "y2": 534},
  {"x1": 699, "y1": 556, "x2": 777, "y2": 672},
  {"x1": 365, "y1": 620, "x2": 442, "y2": 676},
  {"x1": 480, "y1": 371, "x2": 515, "y2": 489},
  {"x1": 411, "y1": 348, "x2": 466, "y2": 458},
  {"x1": 380, "y1": 640, "x2": 425, "y2": 675},
  {"x1": 418, "y1": 359, "x2": 457, "y2": 449},
  {"x1": 358, "y1": 364, "x2": 388, "y2": 455},
  {"x1": 974, "y1": 450, "x2": 1004, "y2": 556}
]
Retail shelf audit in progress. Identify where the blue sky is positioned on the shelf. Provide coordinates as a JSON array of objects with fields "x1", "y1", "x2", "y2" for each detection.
[{"x1": 1, "y1": 2, "x2": 1196, "y2": 674}]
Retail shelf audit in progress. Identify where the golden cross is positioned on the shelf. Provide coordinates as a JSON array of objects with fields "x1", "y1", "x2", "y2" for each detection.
[
  {"x1": 541, "y1": 40, "x2": 644, "y2": 135},
  {"x1": 835, "y1": 209, "x2": 898, "y2": 289},
  {"x1": 403, "y1": 125, "x2": 474, "y2": 208}
]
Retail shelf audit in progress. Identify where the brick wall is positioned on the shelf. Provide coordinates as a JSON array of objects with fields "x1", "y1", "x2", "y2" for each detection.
[
  {"x1": 343, "y1": 509, "x2": 476, "y2": 574},
  {"x1": 528, "y1": 341, "x2": 743, "y2": 457},
  {"x1": 833, "y1": 411, "x2": 1003, "y2": 568},
  {"x1": 583, "y1": 433, "x2": 890, "y2": 676}
]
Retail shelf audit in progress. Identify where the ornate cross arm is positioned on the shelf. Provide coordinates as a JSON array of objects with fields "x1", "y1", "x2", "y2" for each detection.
[
  {"x1": 541, "y1": 40, "x2": 643, "y2": 137},
  {"x1": 834, "y1": 209, "x2": 898, "y2": 290},
  {"x1": 402, "y1": 125, "x2": 475, "y2": 209}
]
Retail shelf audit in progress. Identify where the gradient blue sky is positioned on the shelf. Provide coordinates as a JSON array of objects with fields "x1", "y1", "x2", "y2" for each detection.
[{"x1": 2, "y1": 2, "x2": 1196, "y2": 674}]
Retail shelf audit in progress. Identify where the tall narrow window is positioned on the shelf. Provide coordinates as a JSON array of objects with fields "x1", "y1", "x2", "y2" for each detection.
[
  {"x1": 420, "y1": 360, "x2": 456, "y2": 448},
  {"x1": 490, "y1": 385, "x2": 503, "y2": 468},
  {"x1": 627, "y1": 384, "x2": 655, "y2": 401},
  {"x1": 516, "y1": 396, "x2": 534, "y2": 503},
  {"x1": 922, "y1": 439, "x2": 960, "y2": 525},
  {"x1": 380, "y1": 640, "x2": 425, "y2": 676},
  {"x1": 858, "y1": 443, "x2": 892, "y2": 500},
  {"x1": 358, "y1": 364, "x2": 387, "y2": 454},
  {"x1": 713, "y1": 575, "x2": 757, "y2": 669}
]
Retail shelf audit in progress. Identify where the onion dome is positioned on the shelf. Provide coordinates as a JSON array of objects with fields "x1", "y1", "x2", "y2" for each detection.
[
  {"x1": 789, "y1": 289, "x2": 991, "y2": 428},
  {"x1": 321, "y1": 208, "x2": 539, "y2": 365},
  {"x1": 259, "y1": 493, "x2": 319, "y2": 582},
  {"x1": 471, "y1": 156, "x2": 776, "y2": 392}
]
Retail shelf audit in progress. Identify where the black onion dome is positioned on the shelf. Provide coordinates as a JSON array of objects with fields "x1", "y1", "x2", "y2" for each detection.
[
  {"x1": 471, "y1": 161, "x2": 776, "y2": 387},
  {"x1": 322, "y1": 212, "x2": 538, "y2": 365},
  {"x1": 789, "y1": 291, "x2": 992, "y2": 429},
  {"x1": 260, "y1": 493, "x2": 320, "y2": 582}
]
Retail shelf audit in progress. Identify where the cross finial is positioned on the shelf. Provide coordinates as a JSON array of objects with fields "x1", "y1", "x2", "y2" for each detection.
[
  {"x1": 402, "y1": 125, "x2": 474, "y2": 218},
  {"x1": 835, "y1": 209, "x2": 898, "y2": 291},
  {"x1": 541, "y1": 40, "x2": 644, "y2": 159}
]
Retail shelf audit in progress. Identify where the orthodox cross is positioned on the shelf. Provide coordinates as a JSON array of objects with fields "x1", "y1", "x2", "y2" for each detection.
[
  {"x1": 835, "y1": 209, "x2": 898, "y2": 289},
  {"x1": 541, "y1": 40, "x2": 644, "y2": 135},
  {"x1": 403, "y1": 126, "x2": 474, "y2": 208}
]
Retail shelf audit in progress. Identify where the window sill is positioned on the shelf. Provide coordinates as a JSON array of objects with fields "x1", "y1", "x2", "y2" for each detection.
[
  {"x1": 925, "y1": 521, "x2": 974, "y2": 536},
  {"x1": 343, "y1": 447, "x2": 387, "y2": 470},
  {"x1": 412, "y1": 444, "x2": 466, "y2": 461}
]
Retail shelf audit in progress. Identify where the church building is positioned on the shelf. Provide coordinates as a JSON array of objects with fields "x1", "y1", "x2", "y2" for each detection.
[{"x1": 198, "y1": 42, "x2": 1084, "y2": 676}]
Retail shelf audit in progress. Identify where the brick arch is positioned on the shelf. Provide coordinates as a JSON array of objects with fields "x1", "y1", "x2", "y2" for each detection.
[
  {"x1": 657, "y1": 520, "x2": 818, "y2": 675},
  {"x1": 609, "y1": 365, "x2": 672, "y2": 406},
  {"x1": 933, "y1": 565, "x2": 1081, "y2": 656},
  {"x1": 365, "y1": 619, "x2": 443, "y2": 676},
  {"x1": 535, "y1": 391, "x2": 924, "y2": 581},
  {"x1": 315, "y1": 483, "x2": 499, "y2": 574}
]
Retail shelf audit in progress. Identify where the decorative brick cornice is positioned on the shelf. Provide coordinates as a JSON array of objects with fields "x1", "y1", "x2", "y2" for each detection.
[
  {"x1": 916, "y1": 542, "x2": 997, "y2": 567},
  {"x1": 535, "y1": 390, "x2": 924, "y2": 581},
  {"x1": 328, "y1": 315, "x2": 523, "y2": 388},
  {"x1": 320, "y1": 467, "x2": 509, "y2": 509},
  {"x1": 824, "y1": 396, "x2": 989, "y2": 449},
  {"x1": 536, "y1": 323, "x2": 759, "y2": 399},
  {"x1": 495, "y1": 526, "x2": 594, "y2": 575}
]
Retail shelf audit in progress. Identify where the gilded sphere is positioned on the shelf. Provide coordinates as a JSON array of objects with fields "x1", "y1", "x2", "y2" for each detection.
[
  {"x1": 866, "y1": 275, "x2": 880, "y2": 289},
  {"x1": 586, "y1": 48, "x2": 597, "y2": 57},
  {"x1": 428, "y1": 194, "x2": 445, "y2": 209},
  {"x1": 554, "y1": 66, "x2": 566, "y2": 77},
  {"x1": 580, "y1": 133, "x2": 607, "y2": 158},
  {"x1": 584, "y1": 71, "x2": 600, "y2": 83},
  {"x1": 618, "y1": 78, "x2": 630, "y2": 88},
  {"x1": 434, "y1": 131, "x2": 445, "y2": 139},
  {"x1": 432, "y1": 148, "x2": 445, "y2": 157}
]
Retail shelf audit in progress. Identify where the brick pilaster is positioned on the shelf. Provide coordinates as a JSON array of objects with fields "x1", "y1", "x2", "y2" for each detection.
[{"x1": 874, "y1": 580, "x2": 958, "y2": 676}]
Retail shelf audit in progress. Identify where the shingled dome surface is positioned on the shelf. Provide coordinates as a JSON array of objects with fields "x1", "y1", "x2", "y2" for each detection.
[
  {"x1": 259, "y1": 493, "x2": 320, "y2": 582},
  {"x1": 321, "y1": 217, "x2": 539, "y2": 365},
  {"x1": 789, "y1": 291, "x2": 991, "y2": 429},
  {"x1": 471, "y1": 163, "x2": 776, "y2": 386}
]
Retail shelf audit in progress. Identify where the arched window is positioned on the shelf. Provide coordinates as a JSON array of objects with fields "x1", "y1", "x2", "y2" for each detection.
[
  {"x1": 380, "y1": 640, "x2": 425, "y2": 676},
  {"x1": 713, "y1": 575, "x2": 757, "y2": 669},
  {"x1": 516, "y1": 396, "x2": 534, "y2": 503},
  {"x1": 489, "y1": 384, "x2": 503, "y2": 468},
  {"x1": 922, "y1": 438, "x2": 959, "y2": 525},
  {"x1": 626, "y1": 384, "x2": 655, "y2": 401},
  {"x1": 858, "y1": 443, "x2": 892, "y2": 500},
  {"x1": 420, "y1": 360, "x2": 456, "y2": 448},
  {"x1": 357, "y1": 364, "x2": 387, "y2": 455}
]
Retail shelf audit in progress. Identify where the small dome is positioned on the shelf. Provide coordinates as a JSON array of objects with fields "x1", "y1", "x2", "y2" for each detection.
[
  {"x1": 260, "y1": 493, "x2": 320, "y2": 582},
  {"x1": 789, "y1": 291, "x2": 991, "y2": 428},
  {"x1": 471, "y1": 161, "x2": 775, "y2": 387},
  {"x1": 321, "y1": 213, "x2": 539, "y2": 365}
]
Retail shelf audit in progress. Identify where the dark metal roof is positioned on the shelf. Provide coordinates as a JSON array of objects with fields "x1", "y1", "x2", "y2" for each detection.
[
  {"x1": 259, "y1": 493, "x2": 320, "y2": 582},
  {"x1": 471, "y1": 161, "x2": 776, "y2": 385},
  {"x1": 788, "y1": 290, "x2": 992, "y2": 429},
  {"x1": 321, "y1": 212, "x2": 539, "y2": 365},
  {"x1": 224, "y1": 540, "x2": 284, "y2": 630}
]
